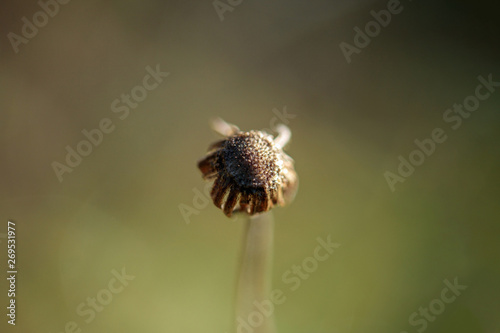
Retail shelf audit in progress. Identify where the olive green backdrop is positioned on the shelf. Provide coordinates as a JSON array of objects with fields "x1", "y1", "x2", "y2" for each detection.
[{"x1": 0, "y1": 0, "x2": 499, "y2": 332}]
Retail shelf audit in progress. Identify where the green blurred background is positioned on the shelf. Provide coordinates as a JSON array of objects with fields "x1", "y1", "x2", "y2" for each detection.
[{"x1": 1, "y1": 0, "x2": 499, "y2": 332}]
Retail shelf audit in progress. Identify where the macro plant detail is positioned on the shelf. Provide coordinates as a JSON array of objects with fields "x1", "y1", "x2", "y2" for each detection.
[
  {"x1": 197, "y1": 118, "x2": 299, "y2": 333},
  {"x1": 197, "y1": 118, "x2": 298, "y2": 217}
]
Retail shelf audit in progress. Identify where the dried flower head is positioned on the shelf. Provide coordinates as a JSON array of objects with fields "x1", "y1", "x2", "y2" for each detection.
[{"x1": 197, "y1": 119, "x2": 298, "y2": 217}]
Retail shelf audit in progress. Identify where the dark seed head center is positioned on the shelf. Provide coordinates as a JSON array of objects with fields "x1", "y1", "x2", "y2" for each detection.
[{"x1": 222, "y1": 131, "x2": 282, "y2": 190}]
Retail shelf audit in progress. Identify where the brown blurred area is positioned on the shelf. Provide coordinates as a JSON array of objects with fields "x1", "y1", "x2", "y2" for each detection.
[{"x1": 0, "y1": 0, "x2": 499, "y2": 332}]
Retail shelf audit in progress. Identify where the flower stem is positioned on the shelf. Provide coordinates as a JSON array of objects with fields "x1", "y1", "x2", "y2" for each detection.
[{"x1": 235, "y1": 212, "x2": 276, "y2": 333}]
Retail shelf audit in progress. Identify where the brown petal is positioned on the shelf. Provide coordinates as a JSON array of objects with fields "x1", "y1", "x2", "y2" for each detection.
[
  {"x1": 223, "y1": 189, "x2": 240, "y2": 217},
  {"x1": 197, "y1": 153, "x2": 218, "y2": 179},
  {"x1": 211, "y1": 176, "x2": 230, "y2": 208}
]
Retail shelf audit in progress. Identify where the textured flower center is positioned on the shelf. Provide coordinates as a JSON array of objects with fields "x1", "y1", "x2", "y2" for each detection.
[{"x1": 222, "y1": 132, "x2": 282, "y2": 190}]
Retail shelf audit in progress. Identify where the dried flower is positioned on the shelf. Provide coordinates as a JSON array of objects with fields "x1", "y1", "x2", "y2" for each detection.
[{"x1": 197, "y1": 119, "x2": 298, "y2": 217}]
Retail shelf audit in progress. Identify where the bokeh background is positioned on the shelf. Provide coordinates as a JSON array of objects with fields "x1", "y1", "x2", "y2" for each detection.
[{"x1": 1, "y1": 0, "x2": 499, "y2": 332}]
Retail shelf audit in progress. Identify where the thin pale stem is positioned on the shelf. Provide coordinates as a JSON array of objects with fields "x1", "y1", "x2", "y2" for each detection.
[{"x1": 234, "y1": 212, "x2": 276, "y2": 333}]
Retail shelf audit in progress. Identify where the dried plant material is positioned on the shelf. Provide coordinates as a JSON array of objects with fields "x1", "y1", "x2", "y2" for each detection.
[{"x1": 197, "y1": 119, "x2": 298, "y2": 217}]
